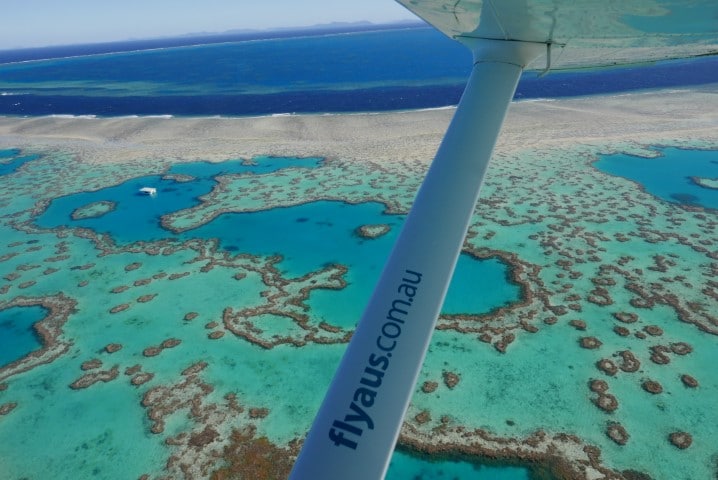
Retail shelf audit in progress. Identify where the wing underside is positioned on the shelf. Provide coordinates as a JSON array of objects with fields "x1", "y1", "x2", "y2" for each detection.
[{"x1": 397, "y1": 0, "x2": 718, "y2": 69}]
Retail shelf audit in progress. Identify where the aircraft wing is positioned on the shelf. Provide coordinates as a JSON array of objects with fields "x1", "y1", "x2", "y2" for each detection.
[
  {"x1": 289, "y1": 2, "x2": 718, "y2": 479},
  {"x1": 397, "y1": 0, "x2": 718, "y2": 69}
]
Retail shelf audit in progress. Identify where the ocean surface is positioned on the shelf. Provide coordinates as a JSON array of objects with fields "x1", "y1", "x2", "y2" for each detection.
[
  {"x1": 1, "y1": 25, "x2": 717, "y2": 117},
  {"x1": 1, "y1": 25, "x2": 717, "y2": 480}
]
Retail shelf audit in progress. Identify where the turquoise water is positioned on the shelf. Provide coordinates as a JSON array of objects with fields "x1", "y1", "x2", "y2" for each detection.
[
  {"x1": 444, "y1": 255, "x2": 519, "y2": 315},
  {"x1": 387, "y1": 450, "x2": 531, "y2": 480},
  {"x1": 0, "y1": 305, "x2": 47, "y2": 366},
  {"x1": 594, "y1": 147, "x2": 718, "y2": 209}
]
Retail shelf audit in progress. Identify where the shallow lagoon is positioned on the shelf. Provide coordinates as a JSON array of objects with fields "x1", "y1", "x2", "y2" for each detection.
[
  {"x1": 0, "y1": 148, "x2": 40, "y2": 176},
  {"x1": 0, "y1": 305, "x2": 47, "y2": 366}
]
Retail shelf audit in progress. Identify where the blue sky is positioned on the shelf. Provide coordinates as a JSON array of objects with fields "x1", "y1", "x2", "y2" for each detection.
[{"x1": 1, "y1": 0, "x2": 418, "y2": 49}]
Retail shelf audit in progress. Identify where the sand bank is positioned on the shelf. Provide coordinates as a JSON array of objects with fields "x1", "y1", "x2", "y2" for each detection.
[
  {"x1": 1, "y1": 86, "x2": 717, "y2": 166},
  {"x1": 2, "y1": 85, "x2": 718, "y2": 480}
]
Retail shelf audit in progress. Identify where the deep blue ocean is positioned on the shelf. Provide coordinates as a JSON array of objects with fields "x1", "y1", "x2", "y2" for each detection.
[{"x1": 0, "y1": 25, "x2": 717, "y2": 116}]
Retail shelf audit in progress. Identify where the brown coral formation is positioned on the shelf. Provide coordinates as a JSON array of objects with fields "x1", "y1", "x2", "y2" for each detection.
[
  {"x1": 355, "y1": 224, "x2": 391, "y2": 239},
  {"x1": 143, "y1": 338, "x2": 182, "y2": 357},
  {"x1": 589, "y1": 379, "x2": 608, "y2": 394},
  {"x1": 248, "y1": 408, "x2": 269, "y2": 419},
  {"x1": 613, "y1": 312, "x2": 638, "y2": 323},
  {"x1": 680, "y1": 374, "x2": 699, "y2": 388},
  {"x1": 124, "y1": 262, "x2": 142, "y2": 271},
  {"x1": 81, "y1": 359, "x2": 102, "y2": 370},
  {"x1": 209, "y1": 427, "x2": 297, "y2": 480},
  {"x1": 69, "y1": 365, "x2": 119, "y2": 390},
  {"x1": 137, "y1": 294, "x2": 157, "y2": 303},
  {"x1": 208, "y1": 331, "x2": 225, "y2": 339},
  {"x1": 137, "y1": 360, "x2": 293, "y2": 479},
  {"x1": 105, "y1": 343, "x2": 122, "y2": 354},
  {"x1": 442, "y1": 371, "x2": 461, "y2": 389},
  {"x1": 143, "y1": 347, "x2": 162, "y2": 357},
  {"x1": 592, "y1": 393, "x2": 619, "y2": 413},
  {"x1": 169, "y1": 272, "x2": 190, "y2": 280},
  {"x1": 596, "y1": 359, "x2": 618, "y2": 376},
  {"x1": 613, "y1": 326, "x2": 630, "y2": 336},
  {"x1": 649, "y1": 345, "x2": 671, "y2": 365},
  {"x1": 421, "y1": 381, "x2": 438, "y2": 394},
  {"x1": 109, "y1": 303, "x2": 130, "y2": 314},
  {"x1": 182, "y1": 361, "x2": 208, "y2": 376},
  {"x1": 161, "y1": 338, "x2": 182, "y2": 349},
  {"x1": 131, "y1": 372, "x2": 155, "y2": 386},
  {"x1": 415, "y1": 410, "x2": 431, "y2": 425},
  {"x1": 668, "y1": 431, "x2": 693, "y2": 449},
  {"x1": 142, "y1": 363, "x2": 213, "y2": 434},
  {"x1": 0, "y1": 402, "x2": 18, "y2": 415},
  {"x1": 184, "y1": 312, "x2": 199, "y2": 321},
  {"x1": 616, "y1": 350, "x2": 641, "y2": 373},
  {"x1": 494, "y1": 333, "x2": 515, "y2": 353},
  {"x1": 670, "y1": 342, "x2": 693, "y2": 355},
  {"x1": 643, "y1": 325, "x2": 663, "y2": 336},
  {"x1": 606, "y1": 422, "x2": 630, "y2": 445},
  {"x1": 222, "y1": 263, "x2": 351, "y2": 348},
  {"x1": 641, "y1": 380, "x2": 663, "y2": 394},
  {"x1": 579, "y1": 336, "x2": 602, "y2": 349},
  {"x1": 188, "y1": 426, "x2": 220, "y2": 448},
  {"x1": 568, "y1": 319, "x2": 587, "y2": 330}
]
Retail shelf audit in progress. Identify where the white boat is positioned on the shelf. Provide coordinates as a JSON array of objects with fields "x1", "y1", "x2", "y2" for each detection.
[{"x1": 138, "y1": 187, "x2": 157, "y2": 196}]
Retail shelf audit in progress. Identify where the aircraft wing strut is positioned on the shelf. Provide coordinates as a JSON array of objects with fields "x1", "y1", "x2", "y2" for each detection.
[{"x1": 289, "y1": 38, "x2": 543, "y2": 480}]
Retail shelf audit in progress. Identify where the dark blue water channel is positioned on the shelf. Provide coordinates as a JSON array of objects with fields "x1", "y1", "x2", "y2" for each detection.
[{"x1": 2, "y1": 27, "x2": 716, "y2": 116}]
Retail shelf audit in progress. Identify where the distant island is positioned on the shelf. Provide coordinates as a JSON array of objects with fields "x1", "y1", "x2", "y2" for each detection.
[{"x1": 0, "y1": 20, "x2": 427, "y2": 64}]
